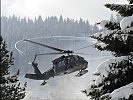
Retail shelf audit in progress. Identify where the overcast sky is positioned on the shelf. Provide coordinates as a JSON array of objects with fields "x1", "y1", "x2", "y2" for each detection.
[{"x1": 2, "y1": 0, "x2": 128, "y2": 24}]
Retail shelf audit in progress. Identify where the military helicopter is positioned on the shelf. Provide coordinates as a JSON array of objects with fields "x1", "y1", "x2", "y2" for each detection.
[{"x1": 24, "y1": 39, "x2": 89, "y2": 85}]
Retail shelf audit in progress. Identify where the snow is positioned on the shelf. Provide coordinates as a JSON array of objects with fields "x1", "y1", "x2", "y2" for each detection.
[
  {"x1": 96, "y1": 42, "x2": 107, "y2": 48},
  {"x1": 94, "y1": 56, "x2": 127, "y2": 77},
  {"x1": 92, "y1": 30, "x2": 115, "y2": 38},
  {"x1": 121, "y1": 26, "x2": 133, "y2": 33},
  {"x1": 95, "y1": 76, "x2": 104, "y2": 86},
  {"x1": 93, "y1": 16, "x2": 133, "y2": 42},
  {"x1": 100, "y1": 93, "x2": 110, "y2": 99},
  {"x1": 86, "y1": 83, "x2": 95, "y2": 94},
  {"x1": 99, "y1": 20, "x2": 110, "y2": 28},
  {"x1": 120, "y1": 15, "x2": 133, "y2": 30},
  {"x1": 92, "y1": 26, "x2": 133, "y2": 43},
  {"x1": 94, "y1": 59, "x2": 110, "y2": 77},
  {"x1": 110, "y1": 82, "x2": 133, "y2": 100}
]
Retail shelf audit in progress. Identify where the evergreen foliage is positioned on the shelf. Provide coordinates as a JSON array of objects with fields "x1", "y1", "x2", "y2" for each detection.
[
  {"x1": 84, "y1": 0, "x2": 133, "y2": 99},
  {"x1": 0, "y1": 36, "x2": 26, "y2": 100},
  {"x1": 128, "y1": 0, "x2": 133, "y2": 4},
  {"x1": 98, "y1": 21, "x2": 120, "y2": 30},
  {"x1": 105, "y1": 4, "x2": 133, "y2": 17}
]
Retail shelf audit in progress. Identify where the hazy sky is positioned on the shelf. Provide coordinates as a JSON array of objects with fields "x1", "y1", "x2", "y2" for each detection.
[{"x1": 2, "y1": 0, "x2": 128, "y2": 24}]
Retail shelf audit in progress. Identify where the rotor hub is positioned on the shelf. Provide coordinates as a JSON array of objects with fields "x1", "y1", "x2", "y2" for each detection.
[{"x1": 63, "y1": 50, "x2": 73, "y2": 54}]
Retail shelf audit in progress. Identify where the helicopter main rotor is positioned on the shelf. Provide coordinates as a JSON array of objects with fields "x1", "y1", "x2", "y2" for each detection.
[
  {"x1": 23, "y1": 39, "x2": 98, "y2": 58},
  {"x1": 24, "y1": 39, "x2": 74, "y2": 55}
]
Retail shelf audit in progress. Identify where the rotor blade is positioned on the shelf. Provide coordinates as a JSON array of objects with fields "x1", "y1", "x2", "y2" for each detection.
[
  {"x1": 28, "y1": 62, "x2": 32, "y2": 65},
  {"x1": 74, "y1": 53, "x2": 94, "y2": 55},
  {"x1": 76, "y1": 44, "x2": 94, "y2": 50},
  {"x1": 36, "y1": 52, "x2": 65, "y2": 56},
  {"x1": 24, "y1": 39, "x2": 65, "y2": 52},
  {"x1": 76, "y1": 42, "x2": 101, "y2": 51}
]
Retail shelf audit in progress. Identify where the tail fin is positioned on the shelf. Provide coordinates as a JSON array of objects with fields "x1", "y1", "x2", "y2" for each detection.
[
  {"x1": 32, "y1": 62, "x2": 41, "y2": 75},
  {"x1": 25, "y1": 62, "x2": 43, "y2": 80}
]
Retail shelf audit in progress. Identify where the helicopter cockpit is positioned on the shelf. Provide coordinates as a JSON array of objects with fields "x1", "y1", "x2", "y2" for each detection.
[
  {"x1": 52, "y1": 55, "x2": 66, "y2": 75},
  {"x1": 52, "y1": 55, "x2": 88, "y2": 75}
]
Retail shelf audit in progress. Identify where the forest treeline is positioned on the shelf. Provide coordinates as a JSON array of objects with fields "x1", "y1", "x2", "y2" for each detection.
[{"x1": 1, "y1": 15, "x2": 101, "y2": 39}]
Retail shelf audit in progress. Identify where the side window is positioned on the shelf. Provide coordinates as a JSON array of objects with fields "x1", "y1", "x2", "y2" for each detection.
[
  {"x1": 70, "y1": 57, "x2": 75, "y2": 63},
  {"x1": 74, "y1": 55, "x2": 79, "y2": 60}
]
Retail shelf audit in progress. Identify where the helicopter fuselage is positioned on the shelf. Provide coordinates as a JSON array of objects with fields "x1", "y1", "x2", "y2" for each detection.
[
  {"x1": 25, "y1": 55, "x2": 88, "y2": 84},
  {"x1": 53, "y1": 55, "x2": 88, "y2": 76}
]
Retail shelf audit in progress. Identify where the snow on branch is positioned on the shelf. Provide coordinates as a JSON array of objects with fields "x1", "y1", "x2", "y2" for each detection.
[
  {"x1": 105, "y1": 4, "x2": 133, "y2": 17},
  {"x1": 110, "y1": 82, "x2": 133, "y2": 99},
  {"x1": 120, "y1": 15, "x2": 133, "y2": 30},
  {"x1": 93, "y1": 56, "x2": 128, "y2": 85},
  {"x1": 101, "y1": 82, "x2": 133, "y2": 100},
  {"x1": 98, "y1": 20, "x2": 120, "y2": 30},
  {"x1": 98, "y1": 20, "x2": 110, "y2": 28},
  {"x1": 94, "y1": 56, "x2": 128, "y2": 76}
]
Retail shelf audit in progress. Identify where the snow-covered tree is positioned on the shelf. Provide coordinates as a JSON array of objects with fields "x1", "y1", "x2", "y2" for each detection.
[
  {"x1": 84, "y1": 0, "x2": 133, "y2": 100},
  {"x1": 0, "y1": 36, "x2": 27, "y2": 100}
]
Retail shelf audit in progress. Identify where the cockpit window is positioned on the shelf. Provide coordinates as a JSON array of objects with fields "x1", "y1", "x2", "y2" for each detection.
[{"x1": 58, "y1": 60, "x2": 65, "y2": 67}]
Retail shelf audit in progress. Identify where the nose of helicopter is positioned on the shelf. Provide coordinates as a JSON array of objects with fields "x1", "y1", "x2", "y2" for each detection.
[{"x1": 83, "y1": 60, "x2": 88, "y2": 69}]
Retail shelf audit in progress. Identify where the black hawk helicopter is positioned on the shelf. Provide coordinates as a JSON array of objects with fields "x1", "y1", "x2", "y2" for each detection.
[{"x1": 24, "y1": 39, "x2": 88, "y2": 85}]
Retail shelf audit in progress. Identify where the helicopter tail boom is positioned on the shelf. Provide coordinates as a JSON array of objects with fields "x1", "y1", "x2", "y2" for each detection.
[
  {"x1": 25, "y1": 62, "x2": 44, "y2": 80},
  {"x1": 25, "y1": 74, "x2": 44, "y2": 80}
]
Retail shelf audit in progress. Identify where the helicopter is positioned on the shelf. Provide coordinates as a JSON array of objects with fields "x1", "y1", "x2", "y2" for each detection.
[{"x1": 24, "y1": 39, "x2": 89, "y2": 85}]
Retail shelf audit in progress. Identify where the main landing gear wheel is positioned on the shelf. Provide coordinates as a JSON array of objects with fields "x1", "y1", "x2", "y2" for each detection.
[
  {"x1": 75, "y1": 70, "x2": 88, "y2": 77},
  {"x1": 41, "y1": 81, "x2": 47, "y2": 86}
]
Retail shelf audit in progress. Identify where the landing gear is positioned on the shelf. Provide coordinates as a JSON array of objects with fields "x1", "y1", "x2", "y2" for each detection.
[
  {"x1": 75, "y1": 69, "x2": 88, "y2": 77},
  {"x1": 41, "y1": 80, "x2": 47, "y2": 86}
]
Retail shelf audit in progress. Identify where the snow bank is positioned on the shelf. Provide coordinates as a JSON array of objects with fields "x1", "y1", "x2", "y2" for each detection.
[{"x1": 120, "y1": 15, "x2": 133, "y2": 30}]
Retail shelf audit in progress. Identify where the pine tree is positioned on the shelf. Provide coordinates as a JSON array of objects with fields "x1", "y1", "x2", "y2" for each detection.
[
  {"x1": 0, "y1": 36, "x2": 27, "y2": 100},
  {"x1": 84, "y1": 0, "x2": 133, "y2": 99}
]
